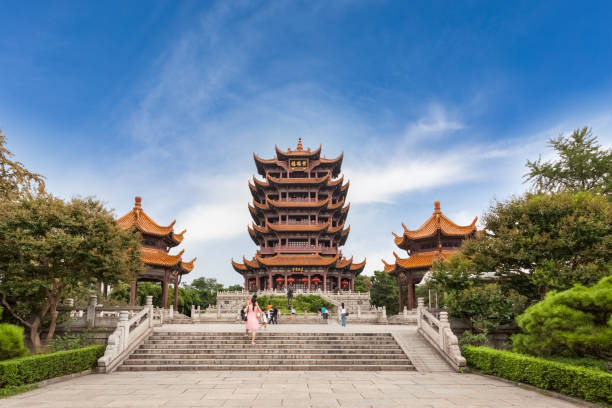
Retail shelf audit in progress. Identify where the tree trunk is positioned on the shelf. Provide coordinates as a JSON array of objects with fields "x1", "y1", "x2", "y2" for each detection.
[
  {"x1": 44, "y1": 308, "x2": 59, "y2": 346},
  {"x1": 30, "y1": 317, "x2": 42, "y2": 352}
]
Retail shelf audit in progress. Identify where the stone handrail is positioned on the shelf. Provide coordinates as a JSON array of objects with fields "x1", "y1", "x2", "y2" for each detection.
[
  {"x1": 97, "y1": 296, "x2": 161, "y2": 373},
  {"x1": 416, "y1": 297, "x2": 466, "y2": 371}
]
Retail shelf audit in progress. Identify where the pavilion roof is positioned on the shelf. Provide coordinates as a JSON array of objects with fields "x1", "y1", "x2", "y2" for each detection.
[
  {"x1": 140, "y1": 247, "x2": 196, "y2": 274},
  {"x1": 267, "y1": 197, "x2": 330, "y2": 209},
  {"x1": 266, "y1": 174, "x2": 330, "y2": 185},
  {"x1": 231, "y1": 252, "x2": 365, "y2": 273},
  {"x1": 275, "y1": 138, "x2": 322, "y2": 159},
  {"x1": 382, "y1": 249, "x2": 457, "y2": 275},
  {"x1": 117, "y1": 196, "x2": 184, "y2": 244},
  {"x1": 393, "y1": 201, "x2": 477, "y2": 248}
]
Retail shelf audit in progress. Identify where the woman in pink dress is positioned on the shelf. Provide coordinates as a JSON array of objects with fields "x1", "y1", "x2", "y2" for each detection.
[{"x1": 244, "y1": 295, "x2": 262, "y2": 344}]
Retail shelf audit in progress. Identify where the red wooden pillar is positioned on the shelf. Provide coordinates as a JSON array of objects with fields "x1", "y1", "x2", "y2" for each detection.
[
  {"x1": 130, "y1": 280, "x2": 137, "y2": 306},
  {"x1": 308, "y1": 275, "x2": 311, "y2": 292},
  {"x1": 397, "y1": 275, "x2": 404, "y2": 312},
  {"x1": 407, "y1": 274, "x2": 414, "y2": 310},
  {"x1": 173, "y1": 278, "x2": 179, "y2": 311},
  {"x1": 268, "y1": 272, "x2": 272, "y2": 290},
  {"x1": 350, "y1": 278, "x2": 354, "y2": 292},
  {"x1": 284, "y1": 274, "x2": 288, "y2": 288},
  {"x1": 323, "y1": 272, "x2": 327, "y2": 292},
  {"x1": 162, "y1": 272, "x2": 169, "y2": 309}
]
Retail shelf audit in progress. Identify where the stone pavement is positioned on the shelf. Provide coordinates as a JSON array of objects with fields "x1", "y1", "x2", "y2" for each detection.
[
  {"x1": 2, "y1": 324, "x2": 585, "y2": 407},
  {"x1": 3, "y1": 370, "x2": 583, "y2": 408}
]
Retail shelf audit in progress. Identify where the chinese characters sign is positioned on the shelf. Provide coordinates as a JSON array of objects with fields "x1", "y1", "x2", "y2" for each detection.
[{"x1": 289, "y1": 159, "x2": 309, "y2": 170}]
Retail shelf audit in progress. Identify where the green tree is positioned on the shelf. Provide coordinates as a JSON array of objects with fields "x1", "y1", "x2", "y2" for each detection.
[
  {"x1": 512, "y1": 276, "x2": 612, "y2": 358},
  {"x1": 0, "y1": 195, "x2": 142, "y2": 351},
  {"x1": 525, "y1": 127, "x2": 611, "y2": 195},
  {"x1": 184, "y1": 277, "x2": 224, "y2": 307},
  {"x1": 370, "y1": 270, "x2": 398, "y2": 315},
  {"x1": 429, "y1": 255, "x2": 528, "y2": 332},
  {"x1": 354, "y1": 275, "x2": 372, "y2": 293},
  {"x1": 0, "y1": 130, "x2": 45, "y2": 200},
  {"x1": 223, "y1": 284, "x2": 245, "y2": 292},
  {"x1": 463, "y1": 191, "x2": 611, "y2": 300}
]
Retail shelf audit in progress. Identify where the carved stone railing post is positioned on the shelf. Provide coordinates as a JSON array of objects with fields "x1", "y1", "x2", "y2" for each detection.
[
  {"x1": 86, "y1": 295, "x2": 97, "y2": 328},
  {"x1": 146, "y1": 296, "x2": 153, "y2": 328},
  {"x1": 403, "y1": 306, "x2": 408, "y2": 320},
  {"x1": 357, "y1": 306, "x2": 361, "y2": 319},
  {"x1": 417, "y1": 297, "x2": 425, "y2": 330},
  {"x1": 191, "y1": 305, "x2": 196, "y2": 321},
  {"x1": 439, "y1": 311, "x2": 449, "y2": 350},
  {"x1": 168, "y1": 307, "x2": 174, "y2": 320},
  {"x1": 382, "y1": 306, "x2": 387, "y2": 320}
]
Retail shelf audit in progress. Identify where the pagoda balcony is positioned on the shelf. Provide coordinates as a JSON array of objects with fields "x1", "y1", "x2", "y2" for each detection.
[{"x1": 259, "y1": 245, "x2": 337, "y2": 255}]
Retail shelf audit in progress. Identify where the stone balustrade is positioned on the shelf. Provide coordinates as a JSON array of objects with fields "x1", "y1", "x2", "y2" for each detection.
[
  {"x1": 416, "y1": 297, "x2": 466, "y2": 371},
  {"x1": 59, "y1": 296, "x2": 145, "y2": 330},
  {"x1": 98, "y1": 296, "x2": 165, "y2": 373}
]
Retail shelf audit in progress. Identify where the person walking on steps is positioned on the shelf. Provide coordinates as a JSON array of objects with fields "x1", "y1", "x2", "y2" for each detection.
[
  {"x1": 341, "y1": 302, "x2": 348, "y2": 327},
  {"x1": 244, "y1": 295, "x2": 262, "y2": 344}
]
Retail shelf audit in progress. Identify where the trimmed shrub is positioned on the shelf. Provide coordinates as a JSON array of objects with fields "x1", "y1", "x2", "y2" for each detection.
[
  {"x1": 463, "y1": 346, "x2": 612, "y2": 404},
  {"x1": 0, "y1": 324, "x2": 28, "y2": 361},
  {"x1": 0, "y1": 345, "x2": 104, "y2": 389},
  {"x1": 512, "y1": 276, "x2": 612, "y2": 358}
]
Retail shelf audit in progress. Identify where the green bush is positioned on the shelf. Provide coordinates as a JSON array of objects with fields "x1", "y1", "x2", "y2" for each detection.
[
  {"x1": 0, "y1": 324, "x2": 28, "y2": 361},
  {"x1": 47, "y1": 333, "x2": 93, "y2": 352},
  {"x1": 463, "y1": 346, "x2": 612, "y2": 404},
  {"x1": 256, "y1": 295, "x2": 333, "y2": 314},
  {"x1": 459, "y1": 330, "x2": 488, "y2": 348},
  {"x1": 512, "y1": 276, "x2": 612, "y2": 358},
  {"x1": 0, "y1": 345, "x2": 104, "y2": 389}
]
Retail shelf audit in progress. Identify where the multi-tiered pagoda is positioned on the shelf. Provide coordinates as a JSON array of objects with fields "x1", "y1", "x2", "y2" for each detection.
[
  {"x1": 383, "y1": 201, "x2": 477, "y2": 310},
  {"x1": 118, "y1": 196, "x2": 196, "y2": 310},
  {"x1": 232, "y1": 139, "x2": 365, "y2": 291}
]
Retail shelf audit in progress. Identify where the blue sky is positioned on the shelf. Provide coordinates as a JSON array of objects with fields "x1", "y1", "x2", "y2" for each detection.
[{"x1": 2, "y1": 1, "x2": 611, "y2": 285}]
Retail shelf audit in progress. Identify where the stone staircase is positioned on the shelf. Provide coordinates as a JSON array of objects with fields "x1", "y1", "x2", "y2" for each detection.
[{"x1": 118, "y1": 331, "x2": 414, "y2": 371}]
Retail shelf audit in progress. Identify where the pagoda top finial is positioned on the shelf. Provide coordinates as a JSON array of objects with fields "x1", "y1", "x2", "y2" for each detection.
[
  {"x1": 434, "y1": 200, "x2": 441, "y2": 213},
  {"x1": 297, "y1": 137, "x2": 303, "y2": 151},
  {"x1": 135, "y1": 196, "x2": 142, "y2": 209}
]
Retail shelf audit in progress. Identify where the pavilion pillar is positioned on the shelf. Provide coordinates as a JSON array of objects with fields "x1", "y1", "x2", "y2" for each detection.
[
  {"x1": 407, "y1": 274, "x2": 414, "y2": 310},
  {"x1": 323, "y1": 272, "x2": 327, "y2": 292},
  {"x1": 284, "y1": 274, "x2": 288, "y2": 289},
  {"x1": 129, "y1": 280, "x2": 137, "y2": 306},
  {"x1": 397, "y1": 275, "x2": 404, "y2": 312},
  {"x1": 350, "y1": 278, "x2": 354, "y2": 292},
  {"x1": 173, "y1": 278, "x2": 179, "y2": 311},
  {"x1": 308, "y1": 275, "x2": 311, "y2": 292},
  {"x1": 268, "y1": 272, "x2": 272, "y2": 290},
  {"x1": 162, "y1": 272, "x2": 169, "y2": 309}
]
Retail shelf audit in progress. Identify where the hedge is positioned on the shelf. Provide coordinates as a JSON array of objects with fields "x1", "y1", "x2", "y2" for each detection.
[
  {"x1": 463, "y1": 346, "x2": 612, "y2": 404},
  {"x1": 0, "y1": 345, "x2": 105, "y2": 389}
]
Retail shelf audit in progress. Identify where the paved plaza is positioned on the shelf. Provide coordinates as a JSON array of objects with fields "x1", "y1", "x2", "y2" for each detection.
[
  {"x1": 2, "y1": 324, "x2": 586, "y2": 407},
  {"x1": 3, "y1": 370, "x2": 583, "y2": 408}
]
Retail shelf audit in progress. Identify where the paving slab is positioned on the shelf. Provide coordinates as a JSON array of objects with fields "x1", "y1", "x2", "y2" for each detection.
[{"x1": 2, "y1": 370, "x2": 585, "y2": 408}]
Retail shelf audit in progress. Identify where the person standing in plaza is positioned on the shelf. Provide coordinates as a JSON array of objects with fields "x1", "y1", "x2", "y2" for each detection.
[
  {"x1": 340, "y1": 302, "x2": 347, "y2": 327},
  {"x1": 245, "y1": 295, "x2": 262, "y2": 344}
]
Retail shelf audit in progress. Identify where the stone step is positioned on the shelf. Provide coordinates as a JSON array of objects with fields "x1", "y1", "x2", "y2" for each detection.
[
  {"x1": 117, "y1": 364, "x2": 414, "y2": 371},
  {"x1": 128, "y1": 353, "x2": 407, "y2": 360},
  {"x1": 153, "y1": 332, "x2": 393, "y2": 337},
  {"x1": 146, "y1": 339, "x2": 398, "y2": 345},
  {"x1": 119, "y1": 331, "x2": 412, "y2": 371},
  {"x1": 138, "y1": 343, "x2": 401, "y2": 350},
  {"x1": 133, "y1": 348, "x2": 405, "y2": 355},
  {"x1": 150, "y1": 334, "x2": 394, "y2": 340},
  {"x1": 123, "y1": 358, "x2": 410, "y2": 366}
]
